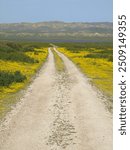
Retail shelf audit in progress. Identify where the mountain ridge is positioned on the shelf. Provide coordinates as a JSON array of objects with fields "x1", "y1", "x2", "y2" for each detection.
[{"x1": 0, "y1": 22, "x2": 113, "y2": 42}]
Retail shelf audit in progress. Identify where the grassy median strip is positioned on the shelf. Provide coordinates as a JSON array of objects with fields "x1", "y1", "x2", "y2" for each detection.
[{"x1": 52, "y1": 49, "x2": 65, "y2": 72}]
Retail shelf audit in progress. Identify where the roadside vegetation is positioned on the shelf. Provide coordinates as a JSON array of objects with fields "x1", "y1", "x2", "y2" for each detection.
[
  {"x1": 0, "y1": 41, "x2": 49, "y2": 118},
  {"x1": 57, "y1": 43, "x2": 113, "y2": 99}
]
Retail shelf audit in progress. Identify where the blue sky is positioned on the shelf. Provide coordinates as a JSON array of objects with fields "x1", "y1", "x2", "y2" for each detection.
[{"x1": 0, "y1": 0, "x2": 113, "y2": 23}]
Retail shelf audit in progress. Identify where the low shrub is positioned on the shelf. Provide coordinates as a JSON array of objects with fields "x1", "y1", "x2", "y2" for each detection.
[{"x1": 0, "y1": 71, "x2": 26, "y2": 87}]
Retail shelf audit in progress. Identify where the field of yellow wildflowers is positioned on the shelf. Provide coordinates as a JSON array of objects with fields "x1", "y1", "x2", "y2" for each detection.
[
  {"x1": 0, "y1": 42, "x2": 48, "y2": 117},
  {"x1": 57, "y1": 43, "x2": 113, "y2": 99}
]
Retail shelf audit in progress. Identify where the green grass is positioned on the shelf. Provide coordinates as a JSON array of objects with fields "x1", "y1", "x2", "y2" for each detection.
[
  {"x1": 83, "y1": 49, "x2": 113, "y2": 62},
  {"x1": 56, "y1": 42, "x2": 112, "y2": 50},
  {"x1": 52, "y1": 49, "x2": 65, "y2": 72}
]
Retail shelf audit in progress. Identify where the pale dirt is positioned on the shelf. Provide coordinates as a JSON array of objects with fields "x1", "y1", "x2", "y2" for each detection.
[{"x1": 0, "y1": 47, "x2": 112, "y2": 150}]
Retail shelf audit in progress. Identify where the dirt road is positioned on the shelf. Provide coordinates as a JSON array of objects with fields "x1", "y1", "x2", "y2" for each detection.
[{"x1": 0, "y1": 47, "x2": 112, "y2": 150}]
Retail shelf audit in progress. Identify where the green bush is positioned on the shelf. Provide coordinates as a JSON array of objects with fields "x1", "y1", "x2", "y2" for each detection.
[
  {"x1": 6, "y1": 42, "x2": 22, "y2": 50},
  {"x1": 0, "y1": 42, "x2": 39, "y2": 63},
  {"x1": 0, "y1": 71, "x2": 26, "y2": 87},
  {"x1": 83, "y1": 48, "x2": 113, "y2": 61},
  {"x1": 0, "y1": 51, "x2": 38, "y2": 63}
]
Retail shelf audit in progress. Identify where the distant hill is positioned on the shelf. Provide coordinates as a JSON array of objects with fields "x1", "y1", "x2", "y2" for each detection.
[{"x1": 0, "y1": 22, "x2": 113, "y2": 42}]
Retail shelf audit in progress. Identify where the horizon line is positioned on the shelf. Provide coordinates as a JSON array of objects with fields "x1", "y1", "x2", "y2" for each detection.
[{"x1": 0, "y1": 20, "x2": 113, "y2": 24}]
